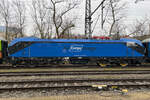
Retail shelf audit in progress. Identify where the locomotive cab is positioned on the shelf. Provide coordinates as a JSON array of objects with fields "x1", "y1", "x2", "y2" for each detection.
[
  {"x1": 121, "y1": 38, "x2": 145, "y2": 57},
  {"x1": 126, "y1": 41, "x2": 145, "y2": 56}
]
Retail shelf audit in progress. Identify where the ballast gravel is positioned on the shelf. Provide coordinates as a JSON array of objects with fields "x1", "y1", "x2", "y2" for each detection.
[{"x1": 0, "y1": 87, "x2": 150, "y2": 98}]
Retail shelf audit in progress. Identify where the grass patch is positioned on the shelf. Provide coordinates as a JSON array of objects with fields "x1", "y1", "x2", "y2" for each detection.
[{"x1": 1, "y1": 91, "x2": 150, "y2": 100}]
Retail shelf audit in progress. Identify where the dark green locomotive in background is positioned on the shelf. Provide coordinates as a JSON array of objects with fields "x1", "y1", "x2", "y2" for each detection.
[{"x1": 0, "y1": 40, "x2": 8, "y2": 64}]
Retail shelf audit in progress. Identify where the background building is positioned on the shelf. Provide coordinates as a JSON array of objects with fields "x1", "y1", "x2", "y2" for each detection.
[{"x1": 0, "y1": 26, "x2": 24, "y2": 42}]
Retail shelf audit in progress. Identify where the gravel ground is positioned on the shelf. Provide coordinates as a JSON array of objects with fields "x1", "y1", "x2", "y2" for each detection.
[
  {"x1": 0, "y1": 87, "x2": 96, "y2": 98},
  {"x1": 0, "y1": 86, "x2": 149, "y2": 98}
]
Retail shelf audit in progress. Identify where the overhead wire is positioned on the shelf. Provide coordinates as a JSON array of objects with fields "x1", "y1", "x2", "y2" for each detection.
[{"x1": 92, "y1": 14, "x2": 101, "y2": 34}]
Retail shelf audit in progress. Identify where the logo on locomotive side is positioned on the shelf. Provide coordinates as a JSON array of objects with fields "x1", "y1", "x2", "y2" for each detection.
[{"x1": 69, "y1": 45, "x2": 83, "y2": 52}]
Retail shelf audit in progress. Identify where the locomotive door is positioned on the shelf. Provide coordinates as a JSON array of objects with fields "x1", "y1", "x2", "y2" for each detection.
[
  {"x1": 21, "y1": 42, "x2": 31, "y2": 57},
  {"x1": 126, "y1": 42, "x2": 135, "y2": 57},
  {"x1": 21, "y1": 48, "x2": 29, "y2": 57}
]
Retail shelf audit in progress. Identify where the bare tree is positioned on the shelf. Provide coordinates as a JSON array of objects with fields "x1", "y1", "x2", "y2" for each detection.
[
  {"x1": 128, "y1": 18, "x2": 149, "y2": 36},
  {"x1": 30, "y1": 0, "x2": 51, "y2": 39},
  {"x1": 108, "y1": 0, "x2": 126, "y2": 36},
  {"x1": 0, "y1": 0, "x2": 11, "y2": 40},
  {"x1": 46, "y1": 0, "x2": 79, "y2": 38},
  {"x1": 95, "y1": 0, "x2": 126, "y2": 36},
  {"x1": 12, "y1": 0, "x2": 26, "y2": 38},
  {"x1": 59, "y1": 18, "x2": 75, "y2": 38},
  {"x1": 135, "y1": 0, "x2": 145, "y2": 3},
  {"x1": 44, "y1": 17, "x2": 53, "y2": 39},
  {"x1": 111, "y1": 22, "x2": 127, "y2": 39}
]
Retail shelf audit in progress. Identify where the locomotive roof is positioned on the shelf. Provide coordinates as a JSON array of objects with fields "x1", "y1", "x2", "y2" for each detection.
[{"x1": 9, "y1": 37, "x2": 143, "y2": 47}]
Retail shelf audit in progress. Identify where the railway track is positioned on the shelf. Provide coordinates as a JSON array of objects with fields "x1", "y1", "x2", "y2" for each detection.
[
  {"x1": 1, "y1": 78, "x2": 150, "y2": 85},
  {"x1": 0, "y1": 83, "x2": 150, "y2": 91},
  {"x1": 1, "y1": 64, "x2": 150, "y2": 69},
  {"x1": 0, "y1": 78, "x2": 150, "y2": 95},
  {"x1": 0, "y1": 65, "x2": 99, "y2": 69},
  {"x1": 1, "y1": 70, "x2": 150, "y2": 77}
]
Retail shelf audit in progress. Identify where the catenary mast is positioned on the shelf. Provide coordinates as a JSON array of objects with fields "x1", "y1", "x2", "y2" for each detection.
[
  {"x1": 85, "y1": 0, "x2": 106, "y2": 39},
  {"x1": 85, "y1": 0, "x2": 92, "y2": 39}
]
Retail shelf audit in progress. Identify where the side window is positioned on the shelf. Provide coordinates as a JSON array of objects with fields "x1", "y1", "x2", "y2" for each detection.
[{"x1": 127, "y1": 42, "x2": 137, "y2": 47}]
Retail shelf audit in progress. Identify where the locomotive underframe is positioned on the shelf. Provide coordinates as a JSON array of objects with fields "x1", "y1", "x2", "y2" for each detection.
[{"x1": 10, "y1": 57, "x2": 144, "y2": 66}]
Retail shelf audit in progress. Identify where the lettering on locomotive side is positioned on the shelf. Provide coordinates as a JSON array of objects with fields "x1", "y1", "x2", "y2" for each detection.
[
  {"x1": 68, "y1": 45, "x2": 96, "y2": 52},
  {"x1": 69, "y1": 45, "x2": 83, "y2": 52}
]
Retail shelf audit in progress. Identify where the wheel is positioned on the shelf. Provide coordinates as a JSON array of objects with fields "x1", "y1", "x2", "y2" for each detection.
[
  {"x1": 0, "y1": 59, "x2": 2, "y2": 64},
  {"x1": 97, "y1": 63, "x2": 107, "y2": 67},
  {"x1": 120, "y1": 63, "x2": 128, "y2": 67}
]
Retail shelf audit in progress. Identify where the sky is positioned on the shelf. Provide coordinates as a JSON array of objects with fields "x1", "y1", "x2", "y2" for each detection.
[
  {"x1": 126, "y1": 0, "x2": 150, "y2": 23},
  {"x1": 23, "y1": 0, "x2": 150, "y2": 36}
]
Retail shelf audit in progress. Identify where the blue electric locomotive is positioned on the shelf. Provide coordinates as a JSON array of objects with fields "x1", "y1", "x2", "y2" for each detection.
[{"x1": 8, "y1": 37, "x2": 145, "y2": 66}]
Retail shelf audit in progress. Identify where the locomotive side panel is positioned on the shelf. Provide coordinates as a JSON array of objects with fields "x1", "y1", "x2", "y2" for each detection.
[{"x1": 9, "y1": 42, "x2": 144, "y2": 58}]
